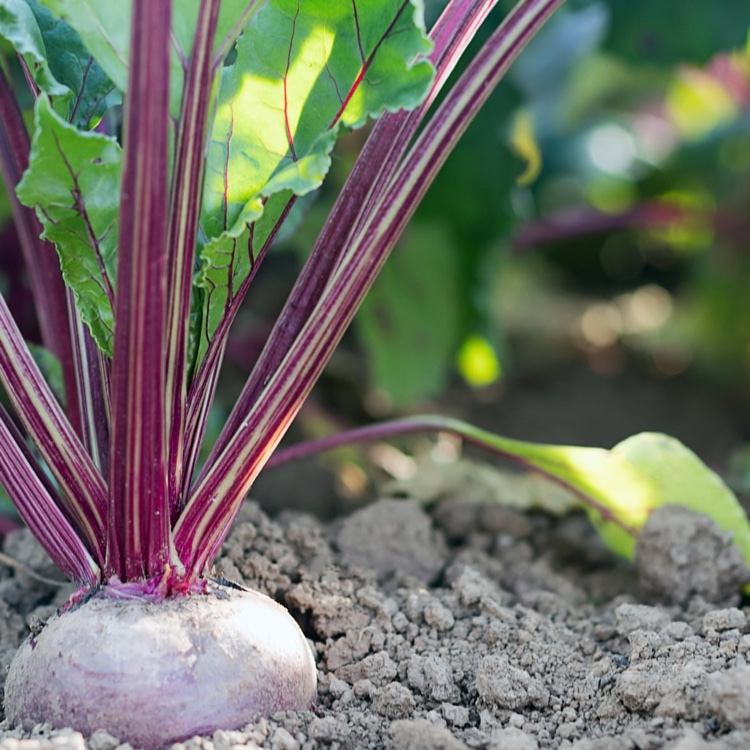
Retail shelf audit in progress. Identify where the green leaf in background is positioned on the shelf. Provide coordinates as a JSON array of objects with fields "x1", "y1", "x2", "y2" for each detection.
[
  {"x1": 16, "y1": 94, "x2": 121, "y2": 354},
  {"x1": 27, "y1": 0, "x2": 119, "y2": 127},
  {"x1": 409, "y1": 53, "x2": 520, "y2": 397},
  {"x1": 357, "y1": 223, "x2": 462, "y2": 405},
  {"x1": 40, "y1": 0, "x2": 258, "y2": 117},
  {"x1": 0, "y1": 0, "x2": 69, "y2": 98},
  {"x1": 196, "y1": 0, "x2": 433, "y2": 360},
  {"x1": 0, "y1": 0, "x2": 119, "y2": 128},
  {"x1": 605, "y1": 0, "x2": 750, "y2": 66}
]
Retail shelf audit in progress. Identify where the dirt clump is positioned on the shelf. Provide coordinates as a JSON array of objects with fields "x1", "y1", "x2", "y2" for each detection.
[
  {"x1": 635, "y1": 506, "x2": 750, "y2": 606},
  {"x1": 335, "y1": 499, "x2": 448, "y2": 584}
]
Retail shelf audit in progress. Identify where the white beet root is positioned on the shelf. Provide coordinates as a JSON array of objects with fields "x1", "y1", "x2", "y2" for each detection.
[{"x1": 4, "y1": 585, "x2": 317, "y2": 749}]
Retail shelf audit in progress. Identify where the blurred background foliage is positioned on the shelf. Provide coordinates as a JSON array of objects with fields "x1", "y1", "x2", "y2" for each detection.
[
  {"x1": 2, "y1": 0, "x2": 750, "y2": 515},
  {"x1": 262, "y1": 0, "x2": 750, "y2": 412}
]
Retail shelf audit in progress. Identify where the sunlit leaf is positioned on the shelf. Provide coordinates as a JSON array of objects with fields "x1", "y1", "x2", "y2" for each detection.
[
  {"x1": 196, "y1": 0, "x2": 433, "y2": 358},
  {"x1": 16, "y1": 95, "x2": 121, "y2": 354},
  {"x1": 39, "y1": 0, "x2": 253, "y2": 115},
  {"x1": 475, "y1": 429, "x2": 750, "y2": 564},
  {"x1": 612, "y1": 433, "x2": 750, "y2": 560}
]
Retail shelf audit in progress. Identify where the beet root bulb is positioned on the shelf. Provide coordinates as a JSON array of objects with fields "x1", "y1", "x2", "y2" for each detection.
[{"x1": 4, "y1": 585, "x2": 316, "y2": 749}]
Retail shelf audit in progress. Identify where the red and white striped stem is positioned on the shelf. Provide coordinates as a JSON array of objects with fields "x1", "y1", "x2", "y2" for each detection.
[
  {"x1": 0, "y1": 407, "x2": 99, "y2": 584},
  {"x1": 108, "y1": 0, "x2": 173, "y2": 580},
  {"x1": 165, "y1": 0, "x2": 222, "y2": 520},
  {"x1": 0, "y1": 294, "x2": 106, "y2": 563}
]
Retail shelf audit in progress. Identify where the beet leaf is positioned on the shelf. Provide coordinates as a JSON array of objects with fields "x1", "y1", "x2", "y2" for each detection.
[
  {"x1": 42, "y1": 0, "x2": 262, "y2": 116},
  {"x1": 268, "y1": 419, "x2": 750, "y2": 568},
  {"x1": 16, "y1": 95, "x2": 121, "y2": 354},
  {"x1": 0, "y1": 0, "x2": 68, "y2": 99},
  {"x1": 176, "y1": 0, "x2": 564, "y2": 576},
  {"x1": 203, "y1": 0, "x2": 501, "y2": 467},
  {"x1": 194, "y1": 0, "x2": 434, "y2": 366}
]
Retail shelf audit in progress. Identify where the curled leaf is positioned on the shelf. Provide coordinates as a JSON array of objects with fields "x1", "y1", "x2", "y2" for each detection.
[
  {"x1": 41, "y1": 0, "x2": 260, "y2": 116},
  {"x1": 0, "y1": 0, "x2": 69, "y2": 98},
  {"x1": 466, "y1": 426, "x2": 750, "y2": 565},
  {"x1": 16, "y1": 94, "x2": 121, "y2": 354}
]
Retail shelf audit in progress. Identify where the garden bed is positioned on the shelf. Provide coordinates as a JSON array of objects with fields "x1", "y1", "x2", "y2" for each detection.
[{"x1": 0, "y1": 482, "x2": 749, "y2": 750}]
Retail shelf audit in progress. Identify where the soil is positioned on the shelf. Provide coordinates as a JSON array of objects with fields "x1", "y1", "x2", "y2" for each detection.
[{"x1": 1, "y1": 469, "x2": 750, "y2": 750}]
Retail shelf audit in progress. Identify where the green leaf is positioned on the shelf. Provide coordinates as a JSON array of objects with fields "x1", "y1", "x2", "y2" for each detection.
[
  {"x1": 0, "y1": 0, "x2": 69, "y2": 99},
  {"x1": 194, "y1": 190, "x2": 289, "y2": 365},
  {"x1": 27, "y1": 0, "x2": 119, "y2": 127},
  {"x1": 357, "y1": 222, "x2": 462, "y2": 405},
  {"x1": 203, "y1": 0, "x2": 432, "y2": 239},
  {"x1": 414, "y1": 67, "x2": 521, "y2": 368},
  {"x1": 0, "y1": 0, "x2": 119, "y2": 127},
  {"x1": 173, "y1": 0, "x2": 255, "y2": 60},
  {"x1": 39, "y1": 0, "x2": 129, "y2": 92},
  {"x1": 476, "y1": 429, "x2": 750, "y2": 565},
  {"x1": 40, "y1": 0, "x2": 258, "y2": 117},
  {"x1": 196, "y1": 0, "x2": 433, "y2": 355},
  {"x1": 610, "y1": 433, "x2": 750, "y2": 561},
  {"x1": 16, "y1": 94, "x2": 121, "y2": 354}
]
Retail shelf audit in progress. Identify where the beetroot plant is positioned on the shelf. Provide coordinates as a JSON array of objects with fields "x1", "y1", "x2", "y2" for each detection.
[
  {"x1": 3, "y1": 1, "x2": 750, "y2": 745},
  {"x1": 0, "y1": 0, "x2": 566, "y2": 746}
]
